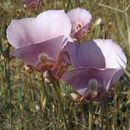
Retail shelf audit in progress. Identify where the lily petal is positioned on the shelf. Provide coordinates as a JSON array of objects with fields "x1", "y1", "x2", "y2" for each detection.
[
  {"x1": 94, "y1": 39, "x2": 127, "y2": 69},
  {"x1": 62, "y1": 39, "x2": 127, "y2": 69},
  {"x1": 62, "y1": 41, "x2": 106, "y2": 68},
  {"x1": 35, "y1": 10, "x2": 71, "y2": 42},
  {"x1": 6, "y1": 10, "x2": 71, "y2": 49},
  {"x1": 6, "y1": 18, "x2": 37, "y2": 48}
]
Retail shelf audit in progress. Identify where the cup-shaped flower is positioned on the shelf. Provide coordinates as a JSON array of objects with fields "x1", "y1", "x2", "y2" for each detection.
[
  {"x1": 67, "y1": 8, "x2": 92, "y2": 39},
  {"x1": 61, "y1": 39, "x2": 127, "y2": 101},
  {"x1": 62, "y1": 67, "x2": 124, "y2": 101},
  {"x1": 12, "y1": 36, "x2": 67, "y2": 72},
  {"x1": 22, "y1": 0, "x2": 40, "y2": 8},
  {"x1": 6, "y1": 10, "x2": 72, "y2": 72}
]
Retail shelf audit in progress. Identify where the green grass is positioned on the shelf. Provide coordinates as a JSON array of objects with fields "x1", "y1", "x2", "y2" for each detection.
[{"x1": 0, "y1": 0, "x2": 130, "y2": 129}]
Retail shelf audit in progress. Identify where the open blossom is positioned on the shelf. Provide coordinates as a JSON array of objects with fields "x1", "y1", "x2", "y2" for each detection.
[
  {"x1": 22, "y1": 0, "x2": 40, "y2": 8},
  {"x1": 67, "y1": 8, "x2": 92, "y2": 39},
  {"x1": 6, "y1": 8, "x2": 92, "y2": 73},
  {"x1": 61, "y1": 39, "x2": 127, "y2": 101},
  {"x1": 6, "y1": 10, "x2": 71, "y2": 72}
]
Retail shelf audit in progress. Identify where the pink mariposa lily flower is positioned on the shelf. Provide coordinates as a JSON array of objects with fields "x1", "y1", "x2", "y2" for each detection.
[
  {"x1": 67, "y1": 8, "x2": 92, "y2": 39},
  {"x1": 61, "y1": 39, "x2": 127, "y2": 101},
  {"x1": 6, "y1": 10, "x2": 71, "y2": 72}
]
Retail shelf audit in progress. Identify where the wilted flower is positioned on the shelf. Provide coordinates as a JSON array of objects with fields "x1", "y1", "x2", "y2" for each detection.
[
  {"x1": 67, "y1": 8, "x2": 92, "y2": 39},
  {"x1": 61, "y1": 39, "x2": 127, "y2": 101},
  {"x1": 22, "y1": 0, "x2": 40, "y2": 8},
  {"x1": 6, "y1": 10, "x2": 72, "y2": 72}
]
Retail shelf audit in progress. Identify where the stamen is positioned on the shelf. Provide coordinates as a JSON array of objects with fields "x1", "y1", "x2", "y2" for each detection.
[
  {"x1": 88, "y1": 79, "x2": 98, "y2": 98},
  {"x1": 38, "y1": 53, "x2": 50, "y2": 63},
  {"x1": 36, "y1": 53, "x2": 54, "y2": 71}
]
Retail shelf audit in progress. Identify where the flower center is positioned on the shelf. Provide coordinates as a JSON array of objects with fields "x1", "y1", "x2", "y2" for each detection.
[
  {"x1": 36, "y1": 53, "x2": 54, "y2": 71},
  {"x1": 88, "y1": 79, "x2": 98, "y2": 98},
  {"x1": 73, "y1": 22, "x2": 83, "y2": 32}
]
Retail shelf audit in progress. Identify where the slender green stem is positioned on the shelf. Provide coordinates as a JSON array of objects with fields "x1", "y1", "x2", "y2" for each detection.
[
  {"x1": 41, "y1": 74, "x2": 48, "y2": 99},
  {"x1": 65, "y1": 0, "x2": 71, "y2": 12},
  {"x1": 113, "y1": 94, "x2": 117, "y2": 130},
  {"x1": 4, "y1": 46, "x2": 12, "y2": 130},
  {"x1": 47, "y1": 71, "x2": 68, "y2": 129},
  {"x1": 98, "y1": 3, "x2": 124, "y2": 13},
  {"x1": 35, "y1": 0, "x2": 41, "y2": 13},
  {"x1": 128, "y1": 103, "x2": 130, "y2": 130},
  {"x1": 88, "y1": 102, "x2": 93, "y2": 130},
  {"x1": 75, "y1": 0, "x2": 81, "y2": 7},
  {"x1": 101, "y1": 101, "x2": 105, "y2": 130},
  {"x1": 53, "y1": 81, "x2": 68, "y2": 130},
  {"x1": 29, "y1": 75, "x2": 36, "y2": 114},
  {"x1": 41, "y1": 75, "x2": 58, "y2": 129}
]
